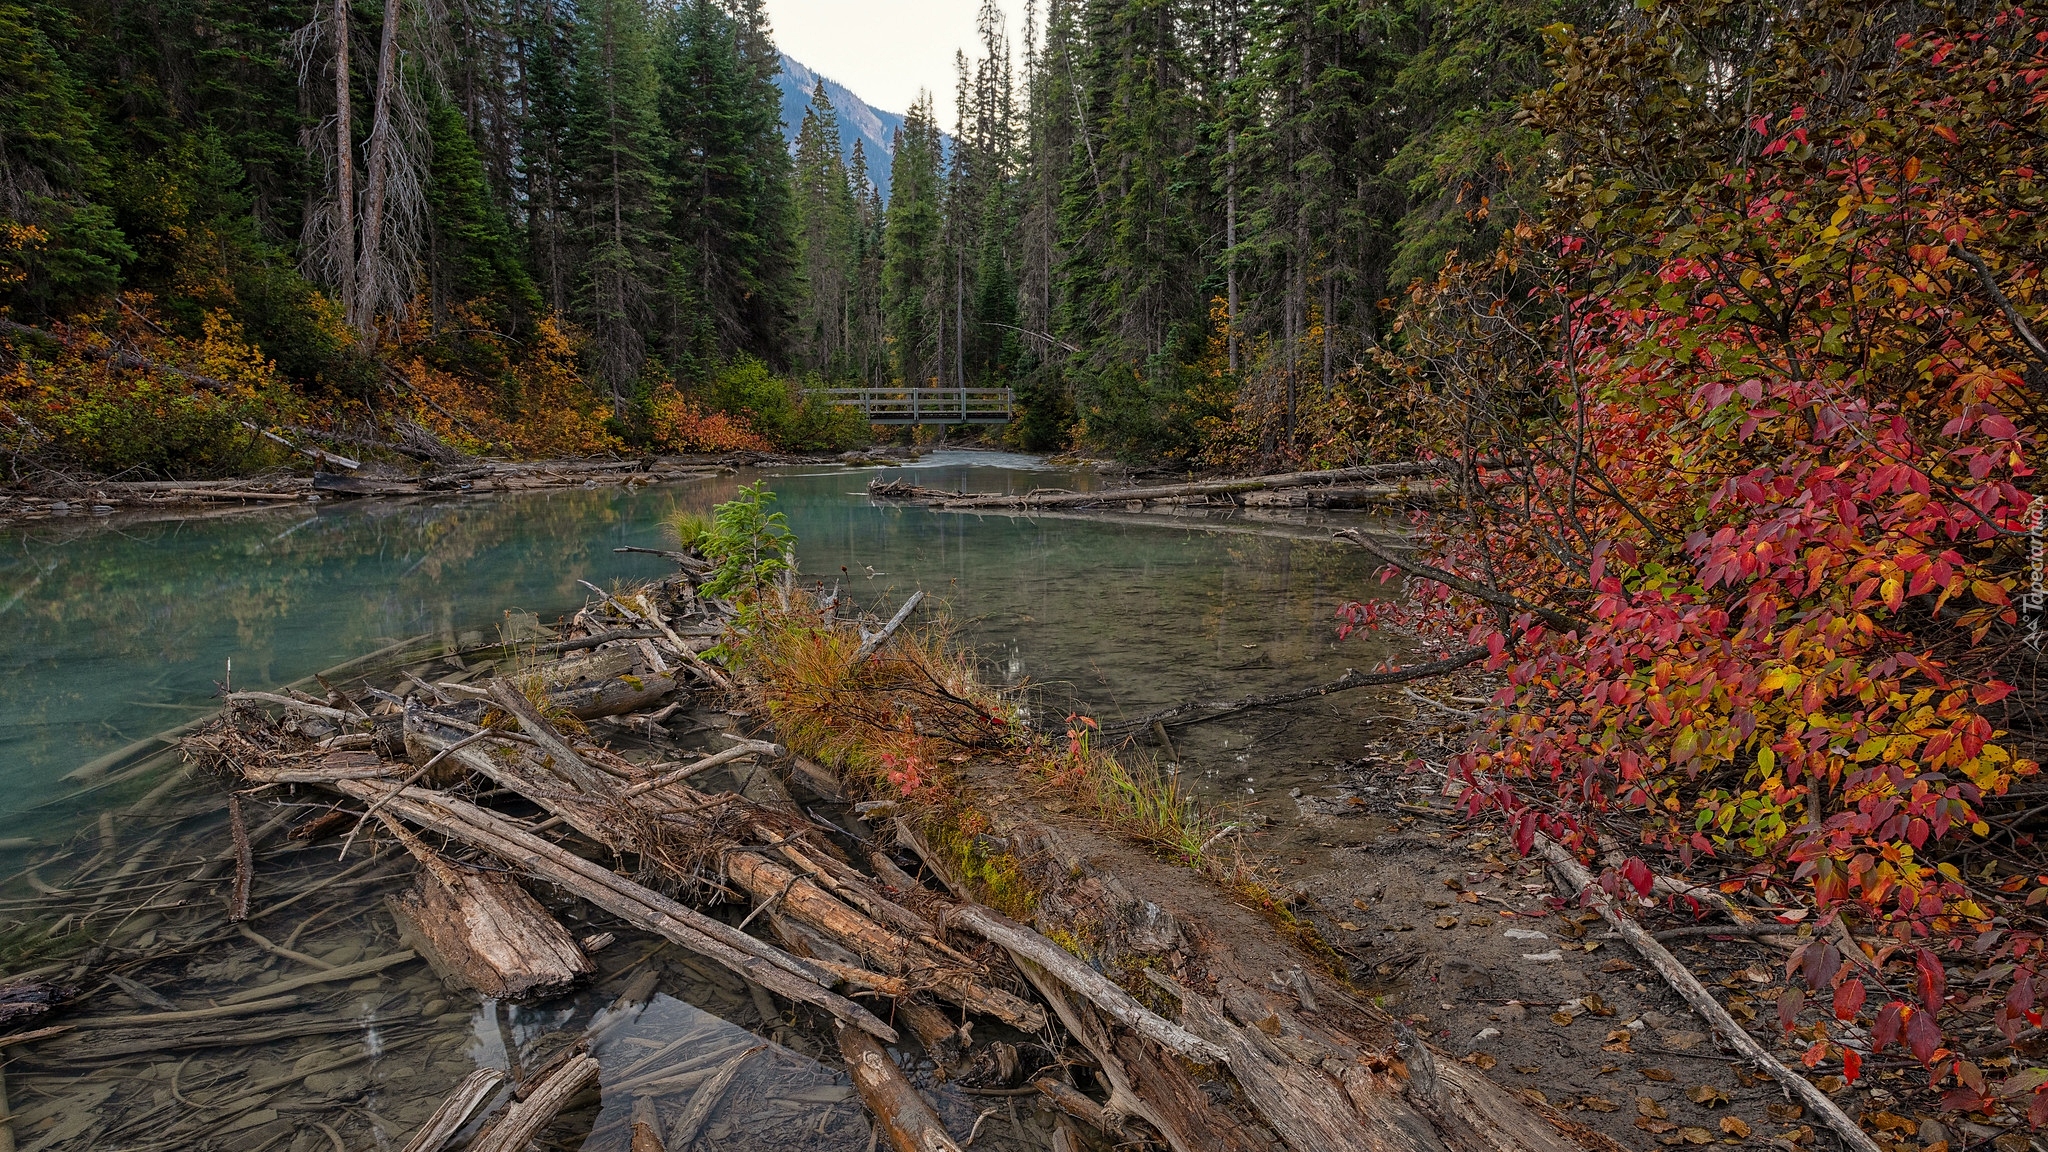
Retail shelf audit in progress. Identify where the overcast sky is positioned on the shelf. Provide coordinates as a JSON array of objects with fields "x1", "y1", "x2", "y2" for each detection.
[{"x1": 763, "y1": 0, "x2": 1031, "y2": 128}]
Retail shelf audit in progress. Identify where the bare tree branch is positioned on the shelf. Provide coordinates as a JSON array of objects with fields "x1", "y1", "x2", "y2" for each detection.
[{"x1": 1330, "y1": 528, "x2": 1584, "y2": 633}]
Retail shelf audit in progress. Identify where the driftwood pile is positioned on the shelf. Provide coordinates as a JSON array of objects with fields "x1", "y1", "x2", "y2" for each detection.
[{"x1": 152, "y1": 552, "x2": 1620, "y2": 1152}]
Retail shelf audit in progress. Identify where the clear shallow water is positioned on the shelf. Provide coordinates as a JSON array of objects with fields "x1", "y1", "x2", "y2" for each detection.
[
  {"x1": 0, "y1": 449, "x2": 1397, "y2": 822},
  {"x1": 0, "y1": 449, "x2": 1407, "y2": 1151}
]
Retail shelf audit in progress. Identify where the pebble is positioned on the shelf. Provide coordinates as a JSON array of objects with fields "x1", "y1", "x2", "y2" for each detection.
[
  {"x1": 1503, "y1": 928, "x2": 1548, "y2": 941},
  {"x1": 1521, "y1": 950, "x2": 1563, "y2": 962},
  {"x1": 1471, "y1": 1027, "x2": 1502, "y2": 1043},
  {"x1": 422, "y1": 998, "x2": 447, "y2": 1018}
]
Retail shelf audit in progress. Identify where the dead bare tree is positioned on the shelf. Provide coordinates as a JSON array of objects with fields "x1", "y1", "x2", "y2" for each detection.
[{"x1": 295, "y1": 0, "x2": 444, "y2": 348}]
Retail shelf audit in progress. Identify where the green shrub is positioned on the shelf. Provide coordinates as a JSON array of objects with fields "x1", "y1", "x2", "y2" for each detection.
[
  {"x1": 41, "y1": 373, "x2": 282, "y2": 475},
  {"x1": 699, "y1": 482, "x2": 795, "y2": 599},
  {"x1": 700, "y1": 357, "x2": 868, "y2": 452}
]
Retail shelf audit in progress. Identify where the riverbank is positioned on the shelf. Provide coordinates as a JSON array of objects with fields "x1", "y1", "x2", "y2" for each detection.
[
  {"x1": 0, "y1": 441, "x2": 1150, "y2": 533},
  {"x1": 0, "y1": 467, "x2": 1961, "y2": 1151}
]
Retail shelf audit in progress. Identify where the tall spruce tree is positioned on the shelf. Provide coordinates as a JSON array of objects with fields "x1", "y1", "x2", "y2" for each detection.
[
  {"x1": 791, "y1": 80, "x2": 857, "y2": 378},
  {"x1": 882, "y1": 93, "x2": 943, "y2": 387},
  {"x1": 565, "y1": 0, "x2": 665, "y2": 410},
  {"x1": 656, "y1": 0, "x2": 794, "y2": 379}
]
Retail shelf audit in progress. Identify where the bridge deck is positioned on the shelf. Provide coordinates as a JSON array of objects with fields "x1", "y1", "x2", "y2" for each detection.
[{"x1": 816, "y1": 387, "x2": 1012, "y2": 425}]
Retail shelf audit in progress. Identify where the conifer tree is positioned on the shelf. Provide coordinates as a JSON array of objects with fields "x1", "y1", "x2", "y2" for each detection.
[
  {"x1": 846, "y1": 139, "x2": 889, "y2": 386},
  {"x1": 565, "y1": 0, "x2": 665, "y2": 410},
  {"x1": 791, "y1": 80, "x2": 857, "y2": 377},
  {"x1": 656, "y1": 0, "x2": 794, "y2": 378},
  {"x1": 882, "y1": 93, "x2": 943, "y2": 387}
]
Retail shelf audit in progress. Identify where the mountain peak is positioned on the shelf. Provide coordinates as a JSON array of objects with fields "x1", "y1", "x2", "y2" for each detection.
[{"x1": 775, "y1": 55, "x2": 907, "y2": 201}]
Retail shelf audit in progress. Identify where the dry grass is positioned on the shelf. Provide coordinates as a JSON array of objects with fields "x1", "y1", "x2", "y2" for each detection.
[{"x1": 729, "y1": 588, "x2": 1230, "y2": 869}]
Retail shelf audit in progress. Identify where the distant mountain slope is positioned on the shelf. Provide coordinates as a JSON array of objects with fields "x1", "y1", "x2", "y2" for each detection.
[{"x1": 776, "y1": 55, "x2": 906, "y2": 201}]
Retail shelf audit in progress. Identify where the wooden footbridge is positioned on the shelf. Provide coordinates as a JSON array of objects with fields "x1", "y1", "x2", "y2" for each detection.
[{"x1": 815, "y1": 387, "x2": 1013, "y2": 425}]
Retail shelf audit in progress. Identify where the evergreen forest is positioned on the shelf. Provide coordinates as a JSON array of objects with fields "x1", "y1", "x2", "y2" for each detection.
[{"x1": 0, "y1": 0, "x2": 2038, "y2": 476}]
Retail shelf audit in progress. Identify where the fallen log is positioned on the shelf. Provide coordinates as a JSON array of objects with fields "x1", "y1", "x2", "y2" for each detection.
[
  {"x1": 665, "y1": 1043, "x2": 764, "y2": 1145},
  {"x1": 487, "y1": 680, "x2": 620, "y2": 800},
  {"x1": 890, "y1": 460, "x2": 1476, "y2": 510},
  {"x1": 1032, "y1": 1078, "x2": 1135, "y2": 1142},
  {"x1": 852, "y1": 591, "x2": 924, "y2": 663},
  {"x1": 224, "y1": 693, "x2": 364, "y2": 726},
  {"x1": 468, "y1": 1051, "x2": 598, "y2": 1152},
  {"x1": 837, "y1": 1022, "x2": 964, "y2": 1152},
  {"x1": 630, "y1": 1097, "x2": 666, "y2": 1152},
  {"x1": 726, "y1": 849, "x2": 1043, "y2": 1030},
  {"x1": 388, "y1": 863, "x2": 592, "y2": 999},
  {"x1": 942, "y1": 904, "x2": 1225, "y2": 1067},
  {"x1": 400, "y1": 1068, "x2": 506, "y2": 1152},
  {"x1": 217, "y1": 950, "x2": 416, "y2": 1004},
  {"x1": 545, "y1": 672, "x2": 678, "y2": 719},
  {"x1": 401, "y1": 723, "x2": 617, "y2": 850},
  {"x1": 1535, "y1": 837, "x2": 1882, "y2": 1152}
]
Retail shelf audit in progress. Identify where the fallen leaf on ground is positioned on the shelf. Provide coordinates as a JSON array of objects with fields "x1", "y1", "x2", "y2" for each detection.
[
  {"x1": 1513, "y1": 1065, "x2": 1542, "y2": 1074},
  {"x1": 1865, "y1": 1113, "x2": 1914, "y2": 1135},
  {"x1": 1551, "y1": 1011, "x2": 1576, "y2": 1026},
  {"x1": 1688, "y1": 1085, "x2": 1731, "y2": 1107},
  {"x1": 1642, "y1": 1067, "x2": 1675, "y2": 1082},
  {"x1": 1602, "y1": 958, "x2": 1638, "y2": 973},
  {"x1": 1520, "y1": 1089, "x2": 1548, "y2": 1106},
  {"x1": 1721, "y1": 1117, "x2": 1751, "y2": 1138},
  {"x1": 1352, "y1": 898, "x2": 1370, "y2": 911},
  {"x1": 1765, "y1": 1104, "x2": 1803, "y2": 1122},
  {"x1": 1583, "y1": 993, "x2": 1616, "y2": 1017},
  {"x1": 1583, "y1": 1097, "x2": 1620, "y2": 1112},
  {"x1": 1338, "y1": 921, "x2": 1360, "y2": 931},
  {"x1": 1675, "y1": 1127, "x2": 1715, "y2": 1145},
  {"x1": 1636, "y1": 1118, "x2": 1678, "y2": 1134},
  {"x1": 1599, "y1": 1063, "x2": 1622, "y2": 1075},
  {"x1": 1436, "y1": 915, "x2": 1459, "y2": 929},
  {"x1": 1639, "y1": 1099, "x2": 1669, "y2": 1119},
  {"x1": 1463, "y1": 1052, "x2": 1497, "y2": 1070}
]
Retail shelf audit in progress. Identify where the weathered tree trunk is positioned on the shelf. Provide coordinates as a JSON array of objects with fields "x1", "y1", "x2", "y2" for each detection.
[
  {"x1": 354, "y1": 0, "x2": 403, "y2": 342},
  {"x1": 388, "y1": 864, "x2": 592, "y2": 999},
  {"x1": 837, "y1": 1022, "x2": 963, "y2": 1152},
  {"x1": 723, "y1": 848, "x2": 1044, "y2": 1031},
  {"x1": 545, "y1": 672, "x2": 676, "y2": 719},
  {"x1": 467, "y1": 1051, "x2": 597, "y2": 1152},
  {"x1": 876, "y1": 460, "x2": 1472, "y2": 510},
  {"x1": 399, "y1": 1068, "x2": 505, "y2": 1152},
  {"x1": 331, "y1": 0, "x2": 357, "y2": 321}
]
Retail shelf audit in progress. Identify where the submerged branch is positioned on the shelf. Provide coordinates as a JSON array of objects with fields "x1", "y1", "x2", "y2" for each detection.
[{"x1": 1100, "y1": 645, "x2": 1495, "y2": 736}]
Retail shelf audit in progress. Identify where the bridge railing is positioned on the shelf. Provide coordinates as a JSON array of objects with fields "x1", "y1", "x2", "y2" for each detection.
[{"x1": 814, "y1": 387, "x2": 1013, "y2": 425}]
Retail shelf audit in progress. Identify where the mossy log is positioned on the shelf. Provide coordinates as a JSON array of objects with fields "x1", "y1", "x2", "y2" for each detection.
[{"x1": 544, "y1": 672, "x2": 677, "y2": 719}]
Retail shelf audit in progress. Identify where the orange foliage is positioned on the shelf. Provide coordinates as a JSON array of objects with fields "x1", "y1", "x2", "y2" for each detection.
[
  {"x1": 397, "y1": 311, "x2": 623, "y2": 457},
  {"x1": 644, "y1": 386, "x2": 773, "y2": 453}
]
